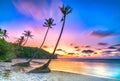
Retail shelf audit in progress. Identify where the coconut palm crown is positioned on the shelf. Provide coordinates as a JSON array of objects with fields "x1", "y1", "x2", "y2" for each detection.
[
  {"x1": 22, "y1": 30, "x2": 33, "y2": 46},
  {"x1": 43, "y1": 18, "x2": 56, "y2": 28}
]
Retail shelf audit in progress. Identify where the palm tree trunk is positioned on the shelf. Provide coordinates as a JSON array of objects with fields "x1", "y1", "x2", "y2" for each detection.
[
  {"x1": 23, "y1": 37, "x2": 28, "y2": 46},
  {"x1": 41, "y1": 16, "x2": 66, "y2": 68},
  {"x1": 40, "y1": 27, "x2": 50, "y2": 48},
  {"x1": 28, "y1": 27, "x2": 50, "y2": 63}
]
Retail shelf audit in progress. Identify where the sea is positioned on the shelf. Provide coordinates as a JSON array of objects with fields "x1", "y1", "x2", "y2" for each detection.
[{"x1": 49, "y1": 58, "x2": 120, "y2": 80}]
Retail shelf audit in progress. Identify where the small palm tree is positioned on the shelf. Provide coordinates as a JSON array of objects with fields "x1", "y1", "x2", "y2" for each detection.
[
  {"x1": 16, "y1": 36, "x2": 25, "y2": 46},
  {"x1": 29, "y1": 5, "x2": 72, "y2": 72},
  {"x1": 3, "y1": 30, "x2": 8, "y2": 39},
  {"x1": 22, "y1": 30, "x2": 33, "y2": 46},
  {"x1": 0, "y1": 29, "x2": 8, "y2": 40}
]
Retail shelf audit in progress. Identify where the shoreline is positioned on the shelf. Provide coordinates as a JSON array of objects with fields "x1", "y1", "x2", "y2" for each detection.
[
  {"x1": 48, "y1": 71, "x2": 120, "y2": 81},
  {"x1": 51, "y1": 70, "x2": 119, "y2": 80}
]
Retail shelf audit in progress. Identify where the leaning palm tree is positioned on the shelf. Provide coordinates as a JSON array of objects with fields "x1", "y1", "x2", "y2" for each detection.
[
  {"x1": 29, "y1": 5, "x2": 72, "y2": 73},
  {"x1": 40, "y1": 18, "x2": 56, "y2": 48},
  {"x1": 27, "y1": 18, "x2": 56, "y2": 63},
  {"x1": 22, "y1": 30, "x2": 33, "y2": 46}
]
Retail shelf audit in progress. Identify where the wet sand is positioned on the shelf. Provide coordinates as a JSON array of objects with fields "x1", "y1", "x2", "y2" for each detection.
[{"x1": 47, "y1": 71, "x2": 120, "y2": 81}]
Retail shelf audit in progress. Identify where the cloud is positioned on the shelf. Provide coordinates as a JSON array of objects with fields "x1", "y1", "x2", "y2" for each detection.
[
  {"x1": 90, "y1": 30, "x2": 120, "y2": 38},
  {"x1": 102, "y1": 50, "x2": 112, "y2": 54},
  {"x1": 82, "y1": 50, "x2": 94, "y2": 54},
  {"x1": 56, "y1": 48, "x2": 67, "y2": 53},
  {"x1": 68, "y1": 52, "x2": 75, "y2": 55},
  {"x1": 108, "y1": 46, "x2": 116, "y2": 49},
  {"x1": 85, "y1": 45, "x2": 91, "y2": 48},
  {"x1": 116, "y1": 48, "x2": 120, "y2": 51},
  {"x1": 76, "y1": 49, "x2": 81, "y2": 51},
  {"x1": 13, "y1": 0, "x2": 62, "y2": 20},
  {"x1": 74, "y1": 46, "x2": 79, "y2": 49},
  {"x1": 98, "y1": 42, "x2": 108, "y2": 46},
  {"x1": 70, "y1": 43, "x2": 74, "y2": 46},
  {"x1": 56, "y1": 49, "x2": 63, "y2": 51},
  {"x1": 112, "y1": 44, "x2": 120, "y2": 47},
  {"x1": 43, "y1": 45, "x2": 48, "y2": 48},
  {"x1": 101, "y1": 50, "x2": 115, "y2": 56}
]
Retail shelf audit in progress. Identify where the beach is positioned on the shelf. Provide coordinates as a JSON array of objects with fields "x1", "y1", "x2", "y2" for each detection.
[
  {"x1": 0, "y1": 60, "x2": 120, "y2": 81},
  {"x1": 47, "y1": 71, "x2": 120, "y2": 81},
  {"x1": 0, "y1": 70, "x2": 120, "y2": 81}
]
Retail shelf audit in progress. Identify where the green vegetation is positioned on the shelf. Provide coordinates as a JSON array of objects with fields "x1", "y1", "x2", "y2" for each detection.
[
  {"x1": 0, "y1": 39, "x2": 15, "y2": 61},
  {"x1": 0, "y1": 38, "x2": 55, "y2": 61},
  {"x1": 16, "y1": 46, "x2": 54, "y2": 59}
]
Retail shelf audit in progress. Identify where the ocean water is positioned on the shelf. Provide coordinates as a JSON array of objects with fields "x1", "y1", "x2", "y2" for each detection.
[{"x1": 49, "y1": 59, "x2": 120, "y2": 79}]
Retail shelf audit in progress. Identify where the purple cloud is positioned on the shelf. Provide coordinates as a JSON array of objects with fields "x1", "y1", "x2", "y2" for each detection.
[
  {"x1": 102, "y1": 50, "x2": 112, "y2": 54},
  {"x1": 98, "y1": 42, "x2": 108, "y2": 46},
  {"x1": 112, "y1": 44, "x2": 120, "y2": 47},
  {"x1": 13, "y1": 0, "x2": 62, "y2": 20},
  {"x1": 82, "y1": 50, "x2": 94, "y2": 54},
  {"x1": 116, "y1": 48, "x2": 120, "y2": 51},
  {"x1": 85, "y1": 45, "x2": 91, "y2": 48},
  {"x1": 90, "y1": 30, "x2": 119, "y2": 38},
  {"x1": 108, "y1": 46, "x2": 116, "y2": 49}
]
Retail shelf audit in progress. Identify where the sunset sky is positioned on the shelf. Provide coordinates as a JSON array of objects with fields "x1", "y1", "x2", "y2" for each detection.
[{"x1": 0, "y1": 0, "x2": 120, "y2": 58}]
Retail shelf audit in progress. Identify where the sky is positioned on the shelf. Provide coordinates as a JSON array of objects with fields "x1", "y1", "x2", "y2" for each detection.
[{"x1": 0, "y1": 0, "x2": 120, "y2": 58}]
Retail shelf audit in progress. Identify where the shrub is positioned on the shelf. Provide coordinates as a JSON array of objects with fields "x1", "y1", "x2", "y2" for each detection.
[{"x1": 0, "y1": 39, "x2": 15, "y2": 61}]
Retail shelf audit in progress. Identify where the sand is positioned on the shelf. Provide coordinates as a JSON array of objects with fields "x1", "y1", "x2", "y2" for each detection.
[
  {"x1": 0, "y1": 61, "x2": 120, "y2": 81},
  {"x1": 0, "y1": 70, "x2": 120, "y2": 81},
  {"x1": 47, "y1": 71, "x2": 120, "y2": 81}
]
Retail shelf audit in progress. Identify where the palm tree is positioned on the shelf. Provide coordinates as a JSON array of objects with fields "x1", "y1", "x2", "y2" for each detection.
[
  {"x1": 16, "y1": 36, "x2": 25, "y2": 46},
  {"x1": 3, "y1": 30, "x2": 8, "y2": 39},
  {"x1": 22, "y1": 30, "x2": 33, "y2": 46},
  {"x1": 40, "y1": 18, "x2": 56, "y2": 48},
  {"x1": 0, "y1": 29, "x2": 8, "y2": 40},
  {"x1": 29, "y1": 5, "x2": 72, "y2": 72},
  {"x1": 12, "y1": 18, "x2": 56, "y2": 67},
  {"x1": 27, "y1": 18, "x2": 56, "y2": 63}
]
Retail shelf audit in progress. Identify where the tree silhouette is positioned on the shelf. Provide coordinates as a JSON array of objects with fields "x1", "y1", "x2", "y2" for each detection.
[
  {"x1": 22, "y1": 30, "x2": 33, "y2": 46},
  {"x1": 29, "y1": 5, "x2": 72, "y2": 72},
  {"x1": 12, "y1": 18, "x2": 56, "y2": 67},
  {"x1": 27, "y1": 18, "x2": 56, "y2": 63},
  {"x1": 40, "y1": 18, "x2": 56, "y2": 48},
  {"x1": 0, "y1": 29, "x2": 8, "y2": 40},
  {"x1": 16, "y1": 36, "x2": 25, "y2": 46}
]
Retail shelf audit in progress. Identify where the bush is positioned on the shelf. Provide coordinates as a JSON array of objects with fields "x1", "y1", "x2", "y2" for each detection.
[
  {"x1": 0, "y1": 39, "x2": 15, "y2": 61},
  {"x1": 16, "y1": 47, "x2": 54, "y2": 59}
]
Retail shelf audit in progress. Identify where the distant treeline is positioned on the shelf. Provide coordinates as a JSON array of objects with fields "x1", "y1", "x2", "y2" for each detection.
[{"x1": 17, "y1": 46, "x2": 56, "y2": 59}]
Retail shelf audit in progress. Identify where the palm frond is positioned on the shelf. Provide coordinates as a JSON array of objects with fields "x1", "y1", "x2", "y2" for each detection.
[
  {"x1": 59, "y1": 5, "x2": 72, "y2": 16},
  {"x1": 43, "y1": 18, "x2": 56, "y2": 28}
]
